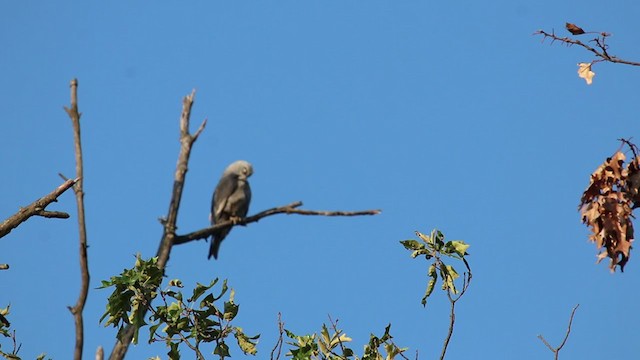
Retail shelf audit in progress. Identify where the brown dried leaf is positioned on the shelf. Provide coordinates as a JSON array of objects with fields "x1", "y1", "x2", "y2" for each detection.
[
  {"x1": 566, "y1": 22, "x2": 586, "y2": 35},
  {"x1": 626, "y1": 157, "x2": 640, "y2": 208},
  {"x1": 580, "y1": 149, "x2": 635, "y2": 272}
]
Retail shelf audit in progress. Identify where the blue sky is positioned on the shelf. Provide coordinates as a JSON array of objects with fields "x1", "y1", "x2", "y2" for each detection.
[{"x1": 2, "y1": 1, "x2": 640, "y2": 359}]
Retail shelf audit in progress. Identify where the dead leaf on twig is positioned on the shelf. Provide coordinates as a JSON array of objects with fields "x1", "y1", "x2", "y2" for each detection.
[{"x1": 566, "y1": 22, "x2": 585, "y2": 35}]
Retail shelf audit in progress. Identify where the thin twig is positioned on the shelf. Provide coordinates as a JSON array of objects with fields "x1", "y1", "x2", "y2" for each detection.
[
  {"x1": 270, "y1": 313, "x2": 285, "y2": 360},
  {"x1": 109, "y1": 90, "x2": 205, "y2": 360},
  {"x1": 64, "y1": 79, "x2": 91, "y2": 360},
  {"x1": 0, "y1": 178, "x2": 77, "y2": 239},
  {"x1": 537, "y1": 304, "x2": 580, "y2": 360},
  {"x1": 174, "y1": 202, "x2": 381, "y2": 244},
  {"x1": 328, "y1": 315, "x2": 349, "y2": 356},
  {"x1": 438, "y1": 261, "x2": 472, "y2": 360}
]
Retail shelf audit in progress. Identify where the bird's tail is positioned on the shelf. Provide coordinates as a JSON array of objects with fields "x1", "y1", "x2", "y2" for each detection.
[{"x1": 208, "y1": 228, "x2": 232, "y2": 259}]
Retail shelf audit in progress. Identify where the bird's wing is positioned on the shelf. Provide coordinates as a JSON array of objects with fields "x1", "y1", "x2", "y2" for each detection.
[{"x1": 211, "y1": 173, "x2": 238, "y2": 223}]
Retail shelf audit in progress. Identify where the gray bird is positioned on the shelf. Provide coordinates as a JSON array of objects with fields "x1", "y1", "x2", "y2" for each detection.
[{"x1": 209, "y1": 160, "x2": 253, "y2": 259}]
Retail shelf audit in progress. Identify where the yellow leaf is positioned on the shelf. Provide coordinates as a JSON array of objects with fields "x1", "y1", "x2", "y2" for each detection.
[{"x1": 577, "y1": 63, "x2": 595, "y2": 85}]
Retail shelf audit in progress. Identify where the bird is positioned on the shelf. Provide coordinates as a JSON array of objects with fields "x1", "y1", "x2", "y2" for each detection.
[{"x1": 209, "y1": 160, "x2": 253, "y2": 259}]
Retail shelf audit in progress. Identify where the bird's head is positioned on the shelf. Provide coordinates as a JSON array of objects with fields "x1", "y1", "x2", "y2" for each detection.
[{"x1": 225, "y1": 160, "x2": 253, "y2": 180}]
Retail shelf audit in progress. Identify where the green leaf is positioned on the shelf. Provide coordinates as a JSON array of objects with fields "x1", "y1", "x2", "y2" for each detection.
[
  {"x1": 223, "y1": 301, "x2": 239, "y2": 321},
  {"x1": 148, "y1": 323, "x2": 161, "y2": 344},
  {"x1": 440, "y1": 264, "x2": 459, "y2": 294},
  {"x1": 168, "y1": 342, "x2": 180, "y2": 360},
  {"x1": 189, "y1": 279, "x2": 219, "y2": 303},
  {"x1": 214, "y1": 341, "x2": 230, "y2": 357},
  {"x1": 399, "y1": 240, "x2": 424, "y2": 251},
  {"x1": 213, "y1": 279, "x2": 229, "y2": 301},
  {"x1": 445, "y1": 240, "x2": 470, "y2": 258},
  {"x1": 432, "y1": 229, "x2": 445, "y2": 251},
  {"x1": 415, "y1": 231, "x2": 431, "y2": 244},
  {"x1": 422, "y1": 264, "x2": 437, "y2": 306},
  {"x1": 234, "y1": 327, "x2": 259, "y2": 355}
]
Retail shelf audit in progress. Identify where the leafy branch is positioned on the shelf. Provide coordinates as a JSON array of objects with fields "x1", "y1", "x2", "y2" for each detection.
[
  {"x1": 99, "y1": 256, "x2": 257, "y2": 359},
  {"x1": 0, "y1": 305, "x2": 48, "y2": 360},
  {"x1": 281, "y1": 320, "x2": 407, "y2": 360},
  {"x1": 401, "y1": 229, "x2": 471, "y2": 360}
]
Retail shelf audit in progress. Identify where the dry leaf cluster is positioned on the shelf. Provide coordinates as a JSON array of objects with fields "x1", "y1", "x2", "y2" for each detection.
[{"x1": 579, "y1": 144, "x2": 640, "y2": 271}]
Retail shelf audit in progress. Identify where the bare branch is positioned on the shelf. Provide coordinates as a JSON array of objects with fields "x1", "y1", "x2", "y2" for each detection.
[
  {"x1": 0, "y1": 178, "x2": 77, "y2": 239},
  {"x1": 535, "y1": 29, "x2": 640, "y2": 66},
  {"x1": 109, "y1": 90, "x2": 204, "y2": 360},
  {"x1": 270, "y1": 313, "x2": 285, "y2": 360},
  {"x1": 63, "y1": 78, "x2": 91, "y2": 360},
  {"x1": 174, "y1": 201, "x2": 381, "y2": 244},
  {"x1": 537, "y1": 304, "x2": 580, "y2": 360},
  {"x1": 35, "y1": 210, "x2": 70, "y2": 219}
]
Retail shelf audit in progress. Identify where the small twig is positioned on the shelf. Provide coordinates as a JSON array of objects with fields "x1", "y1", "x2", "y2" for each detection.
[
  {"x1": 537, "y1": 304, "x2": 580, "y2": 360},
  {"x1": 35, "y1": 210, "x2": 70, "y2": 219},
  {"x1": 0, "y1": 178, "x2": 77, "y2": 239},
  {"x1": 328, "y1": 315, "x2": 349, "y2": 355},
  {"x1": 270, "y1": 313, "x2": 285, "y2": 360},
  {"x1": 439, "y1": 262, "x2": 472, "y2": 360},
  {"x1": 174, "y1": 201, "x2": 381, "y2": 244},
  {"x1": 618, "y1": 138, "x2": 639, "y2": 159}
]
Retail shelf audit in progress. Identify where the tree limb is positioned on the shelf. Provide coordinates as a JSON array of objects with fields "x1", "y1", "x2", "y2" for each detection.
[
  {"x1": 62, "y1": 78, "x2": 91, "y2": 360},
  {"x1": 535, "y1": 29, "x2": 640, "y2": 66},
  {"x1": 109, "y1": 90, "x2": 205, "y2": 360},
  {"x1": 173, "y1": 201, "x2": 381, "y2": 244},
  {"x1": 0, "y1": 178, "x2": 77, "y2": 239},
  {"x1": 537, "y1": 304, "x2": 580, "y2": 360}
]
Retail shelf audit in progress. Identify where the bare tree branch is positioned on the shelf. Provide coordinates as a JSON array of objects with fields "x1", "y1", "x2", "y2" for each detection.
[
  {"x1": 62, "y1": 78, "x2": 91, "y2": 360},
  {"x1": 109, "y1": 90, "x2": 205, "y2": 360},
  {"x1": 0, "y1": 178, "x2": 77, "y2": 239},
  {"x1": 537, "y1": 304, "x2": 580, "y2": 360},
  {"x1": 535, "y1": 28, "x2": 640, "y2": 66},
  {"x1": 270, "y1": 313, "x2": 284, "y2": 360},
  {"x1": 174, "y1": 201, "x2": 381, "y2": 244}
]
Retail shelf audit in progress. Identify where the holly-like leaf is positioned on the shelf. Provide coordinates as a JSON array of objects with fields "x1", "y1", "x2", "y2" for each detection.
[{"x1": 577, "y1": 63, "x2": 595, "y2": 85}]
